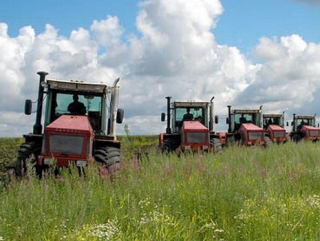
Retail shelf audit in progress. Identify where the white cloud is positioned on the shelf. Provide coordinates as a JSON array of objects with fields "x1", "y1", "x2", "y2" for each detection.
[
  {"x1": 1, "y1": 0, "x2": 320, "y2": 138},
  {"x1": 237, "y1": 34, "x2": 320, "y2": 114}
]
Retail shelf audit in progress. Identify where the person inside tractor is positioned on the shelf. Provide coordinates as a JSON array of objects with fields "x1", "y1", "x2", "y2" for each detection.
[
  {"x1": 183, "y1": 108, "x2": 194, "y2": 121},
  {"x1": 195, "y1": 115, "x2": 203, "y2": 123},
  {"x1": 240, "y1": 114, "x2": 247, "y2": 124},
  {"x1": 298, "y1": 120, "x2": 306, "y2": 131},
  {"x1": 68, "y1": 94, "x2": 86, "y2": 115}
]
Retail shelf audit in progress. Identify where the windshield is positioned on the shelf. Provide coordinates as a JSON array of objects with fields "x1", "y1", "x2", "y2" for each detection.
[
  {"x1": 54, "y1": 93, "x2": 102, "y2": 115},
  {"x1": 263, "y1": 116, "x2": 283, "y2": 128},
  {"x1": 234, "y1": 113, "x2": 259, "y2": 125},
  {"x1": 296, "y1": 118, "x2": 315, "y2": 127},
  {"x1": 175, "y1": 107, "x2": 204, "y2": 121}
]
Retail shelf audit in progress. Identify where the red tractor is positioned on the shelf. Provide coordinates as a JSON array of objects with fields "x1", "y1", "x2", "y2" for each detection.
[
  {"x1": 159, "y1": 96, "x2": 222, "y2": 153},
  {"x1": 226, "y1": 105, "x2": 266, "y2": 146},
  {"x1": 289, "y1": 114, "x2": 320, "y2": 142},
  {"x1": 263, "y1": 112, "x2": 288, "y2": 144},
  {"x1": 8, "y1": 71, "x2": 124, "y2": 177}
]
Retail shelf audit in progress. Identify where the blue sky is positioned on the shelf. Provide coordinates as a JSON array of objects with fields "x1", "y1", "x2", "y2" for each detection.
[
  {"x1": 0, "y1": 0, "x2": 320, "y2": 136},
  {"x1": 215, "y1": 0, "x2": 320, "y2": 53},
  {"x1": 2, "y1": 0, "x2": 319, "y2": 50},
  {"x1": 1, "y1": 0, "x2": 138, "y2": 36}
]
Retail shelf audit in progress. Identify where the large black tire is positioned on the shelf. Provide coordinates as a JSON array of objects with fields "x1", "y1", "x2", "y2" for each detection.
[
  {"x1": 265, "y1": 136, "x2": 272, "y2": 147},
  {"x1": 161, "y1": 139, "x2": 179, "y2": 153},
  {"x1": 14, "y1": 142, "x2": 41, "y2": 177},
  {"x1": 292, "y1": 134, "x2": 302, "y2": 143},
  {"x1": 210, "y1": 138, "x2": 222, "y2": 153},
  {"x1": 226, "y1": 135, "x2": 239, "y2": 147},
  {"x1": 93, "y1": 147, "x2": 121, "y2": 173}
]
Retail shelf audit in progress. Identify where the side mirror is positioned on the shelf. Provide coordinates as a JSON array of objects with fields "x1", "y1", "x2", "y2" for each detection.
[
  {"x1": 215, "y1": 115, "x2": 219, "y2": 124},
  {"x1": 116, "y1": 108, "x2": 124, "y2": 124},
  {"x1": 161, "y1": 113, "x2": 166, "y2": 122},
  {"x1": 25, "y1": 99, "x2": 32, "y2": 115},
  {"x1": 226, "y1": 117, "x2": 229, "y2": 124}
]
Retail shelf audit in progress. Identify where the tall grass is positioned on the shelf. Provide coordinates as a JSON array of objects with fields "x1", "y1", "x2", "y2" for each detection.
[
  {"x1": 0, "y1": 138, "x2": 23, "y2": 180},
  {"x1": 1, "y1": 142, "x2": 320, "y2": 240}
]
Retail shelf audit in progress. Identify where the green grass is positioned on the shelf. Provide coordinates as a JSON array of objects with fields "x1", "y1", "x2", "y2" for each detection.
[
  {"x1": 1, "y1": 140, "x2": 320, "y2": 240},
  {"x1": 0, "y1": 138, "x2": 23, "y2": 180}
]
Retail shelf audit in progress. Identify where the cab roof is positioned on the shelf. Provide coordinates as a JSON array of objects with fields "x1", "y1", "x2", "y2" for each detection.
[
  {"x1": 47, "y1": 79, "x2": 107, "y2": 94},
  {"x1": 173, "y1": 101, "x2": 209, "y2": 108}
]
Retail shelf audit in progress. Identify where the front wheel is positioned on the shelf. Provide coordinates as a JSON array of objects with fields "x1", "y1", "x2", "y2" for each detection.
[
  {"x1": 292, "y1": 134, "x2": 302, "y2": 143},
  {"x1": 265, "y1": 136, "x2": 272, "y2": 147},
  {"x1": 161, "y1": 139, "x2": 179, "y2": 153},
  {"x1": 14, "y1": 142, "x2": 41, "y2": 177},
  {"x1": 210, "y1": 138, "x2": 222, "y2": 153},
  {"x1": 93, "y1": 147, "x2": 121, "y2": 173}
]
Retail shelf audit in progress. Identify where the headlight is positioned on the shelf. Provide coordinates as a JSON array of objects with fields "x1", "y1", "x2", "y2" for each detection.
[
  {"x1": 76, "y1": 160, "x2": 87, "y2": 167},
  {"x1": 44, "y1": 158, "x2": 54, "y2": 165}
]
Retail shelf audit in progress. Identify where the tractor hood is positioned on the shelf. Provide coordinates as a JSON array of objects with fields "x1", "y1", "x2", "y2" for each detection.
[
  {"x1": 180, "y1": 121, "x2": 210, "y2": 151},
  {"x1": 267, "y1": 124, "x2": 285, "y2": 131},
  {"x1": 180, "y1": 121, "x2": 209, "y2": 133},
  {"x1": 39, "y1": 115, "x2": 95, "y2": 167},
  {"x1": 240, "y1": 123, "x2": 263, "y2": 132},
  {"x1": 239, "y1": 123, "x2": 266, "y2": 146},
  {"x1": 300, "y1": 125, "x2": 320, "y2": 139},
  {"x1": 266, "y1": 124, "x2": 287, "y2": 141},
  {"x1": 46, "y1": 115, "x2": 94, "y2": 135}
]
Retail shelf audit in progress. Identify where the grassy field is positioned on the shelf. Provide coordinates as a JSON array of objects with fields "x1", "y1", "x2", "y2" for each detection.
[
  {"x1": 0, "y1": 138, "x2": 24, "y2": 181},
  {"x1": 1, "y1": 138, "x2": 320, "y2": 240}
]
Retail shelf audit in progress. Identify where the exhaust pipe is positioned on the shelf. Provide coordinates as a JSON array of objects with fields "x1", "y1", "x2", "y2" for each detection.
[
  {"x1": 165, "y1": 96, "x2": 171, "y2": 134},
  {"x1": 209, "y1": 96, "x2": 214, "y2": 132},
  {"x1": 109, "y1": 78, "x2": 120, "y2": 138},
  {"x1": 33, "y1": 71, "x2": 48, "y2": 135},
  {"x1": 227, "y1": 105, "x2": 232, "y2": 133}
]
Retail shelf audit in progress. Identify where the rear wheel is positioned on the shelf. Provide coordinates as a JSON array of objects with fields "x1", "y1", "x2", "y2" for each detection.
[{"x1": 93, "y1": 147, "x2": 121, "y2": 173}]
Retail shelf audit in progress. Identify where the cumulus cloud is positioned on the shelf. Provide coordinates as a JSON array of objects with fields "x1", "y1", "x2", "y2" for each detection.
[
  {"x1": 235, "y1": 34, "x2": 320, "y2": 116},
  {"x1": 1, "y1": 0, "x2": 320, "y2": 137}
]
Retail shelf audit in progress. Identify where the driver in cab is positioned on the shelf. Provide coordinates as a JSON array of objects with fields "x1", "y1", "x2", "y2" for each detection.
[{"x1": 68, "y1": 94, "x2": 86, "y2": 115}]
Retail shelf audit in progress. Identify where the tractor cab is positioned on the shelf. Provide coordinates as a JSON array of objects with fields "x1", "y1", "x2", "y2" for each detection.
[
  {"x1": 263, "y1": 113, "x2": 285, "y2": 130},
  {"x1": 263, "y1": 112, "x2": 287, "y2": 143},
  {"x1": 25, "y1": 79, "x2": 123, "y2": 136},
  {"x1": 159, "y1": 96, "x2": 222, "y2": 153},
  {"x1": 290, "y1": 114, "x2": 320, "y2": 142},
  {"x1": 171, "y1": 102, "x2": 209, "y2": 133},
  {"x1": 226, "y1": 105, "x2": 265, "y2": 145},
  {"x1": 44, "y1": 80, "x2": 109, "y2": 135},
  {"x1": 227, "y1": 106, "x2": 263, "y2": 133},
  {"x1": 12, "y1": 72, "x2": 124, "y2": 177}
]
